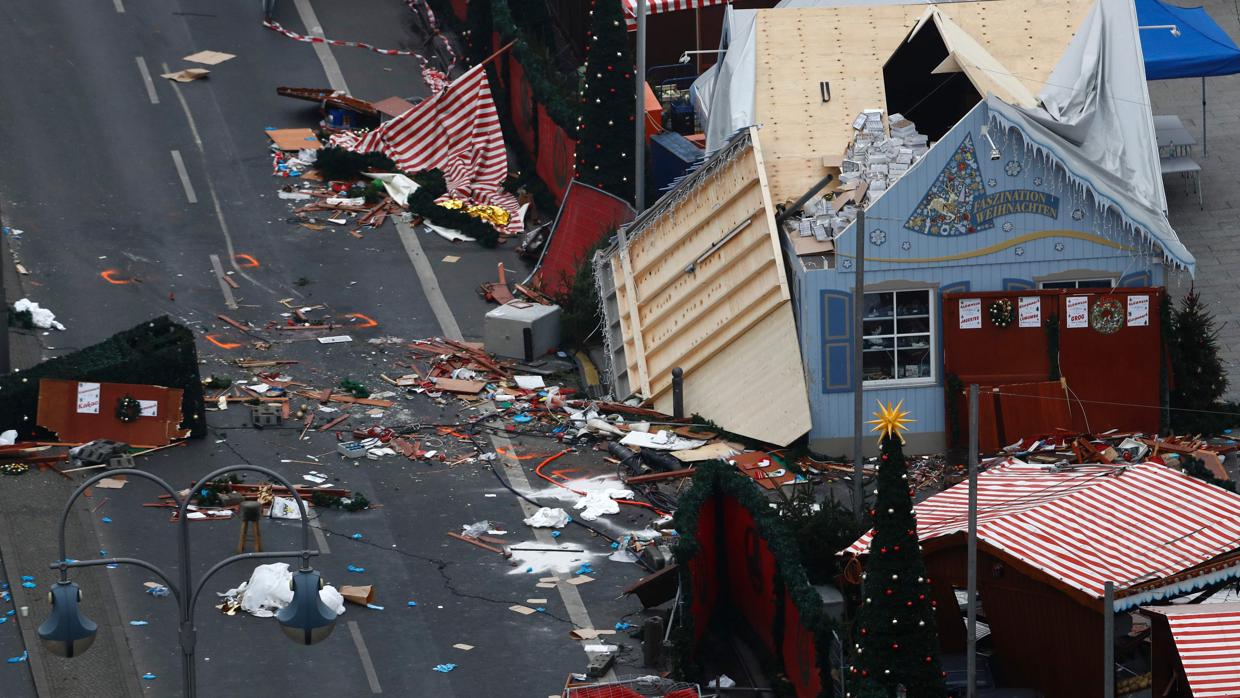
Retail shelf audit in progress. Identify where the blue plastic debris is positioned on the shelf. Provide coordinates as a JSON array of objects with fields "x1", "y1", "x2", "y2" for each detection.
[
  {"x1": 366, "y1": 603, "x2": 385, "y2": 611},
  {"x1": 351, "y1": 533, "x2": 363, "y2": 540},
  {"x1": 525, "y1": 567, "x2": 533, "y2": 573},
  {"x1": 0, "y1": 583, "x2": 7, "y2": 590},
  {"x1": 609, "y1": 542, "x2": 619, "y2": 549},
  {"x1": 129, "y1": 621, "x2": 149, "y2": 626},
  {"x1": 407, "y1": 601, "x2": 418, "y2": 607},
  {"x1": 615, "y1": 622, "x2": 632, "y2": 631},
  {"x1": 19, "y1": 576, "x2": 32, "y2": 582},
  {"x1": 99, "y1": 550, "x2": 108, "y2": 557},
  {"x1": 551, "y1": 531, "x2": 561, "y2": 539},
  {"x1": 106, "y1": 564, "x2": 118, "y2": 570},
  {"x1": 146, "y1": 585, "x2": 170, "y2": 598},
  {"x1": 5, "y1": 611, "x2": 13, "y2": 617},
  {"x1": 20, "y1": 582, "x2": 34, "y2": 589},
  {"x1": 575, "y1": 564, "x2": 594, "y2": 575},
  {"x1": 536, "y1": 607, "x2": 546, "y2": 613},
  {"x1": 513, "y1": 414, "x2": 533, "y2": 424},
  {"x1": 347, "y1": 564, "x2": 366, "y2": 574},
  {"x1": 432, "y1": 664, "x2": 457, "y2": 673},
  {"x1": 142, "y1": 673, "x2": 157, "y2": 680},
  {"x1": 7, "y1": 651, "x2": 27, "y2": 664},
  {"x1": 0, "y1": 617, "x2": 7, "y2": 625},
  {"x1": 101, "y1": 517, "x2": 113, "y2": 524}
]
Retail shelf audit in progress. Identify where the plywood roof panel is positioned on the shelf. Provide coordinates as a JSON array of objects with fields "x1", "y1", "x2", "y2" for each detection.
[
  {"x1": 605, "y1": 128, "x2": 811, "y2": 445},
  {"x1": 752, "y1": 0, "x2": 1092, "y2": 201}
]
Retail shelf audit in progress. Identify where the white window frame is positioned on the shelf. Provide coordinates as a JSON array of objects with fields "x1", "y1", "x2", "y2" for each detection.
[
  {"x1": 1037, "y1": 277, "x2": 1116, "y2": 290},
  {"x1": 861, "y1": 288, "x2": 937, "y2": 388}
]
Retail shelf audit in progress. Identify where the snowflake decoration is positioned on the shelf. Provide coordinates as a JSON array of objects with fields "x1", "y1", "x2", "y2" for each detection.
[
  {"x1": 1014, "y1": 246, "x2": 1026, "y2": 257},
  {"x1": 1005, "y1": 161, "x2": 1022, "y2": 177},
  {"x1": 1032, "y1": 176, "x2": 1043, "y2": 187},
  {"x1": 1071, "y1": 208, "x2": 1085, "y2": 221},
  {"x1": 1054, "y1": 242, "x2": 1065, "y2": 252},
  {"x1": 901, "y1": 241, "x2": 912, "y2": 251},
  {"x1": 869, "y1": 229, "x2": 887, "y2": 246},
  {"x1": 842, "y1": 259, "x2": 853, "y2": 270},
  {"x1": 1002, "y1": 221, "x2": 1015, "y2": 233},
  {"x1": 987, "y1": 178, "x2": 998, "y2": 188}
]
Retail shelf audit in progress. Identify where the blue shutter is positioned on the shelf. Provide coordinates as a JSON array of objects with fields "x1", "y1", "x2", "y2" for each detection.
[{"x1": 821, "y1": 290, "x2": 852, "y2": 393}]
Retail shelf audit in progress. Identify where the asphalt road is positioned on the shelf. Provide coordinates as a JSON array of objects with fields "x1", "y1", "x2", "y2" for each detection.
[{"x1": 0, "y1": 1, "x2": 655, "y2": 696}]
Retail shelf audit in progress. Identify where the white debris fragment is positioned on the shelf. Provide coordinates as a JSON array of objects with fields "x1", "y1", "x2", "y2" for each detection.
[
  {"x1": 14, "y1": 298, "x2": 65, "y2": 330},
  {"x1": 523, "y1": 507, "x2": 571, "y2": 529}
]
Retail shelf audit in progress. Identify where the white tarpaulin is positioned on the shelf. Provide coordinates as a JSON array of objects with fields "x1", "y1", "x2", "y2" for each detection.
[
  {"x1": 987, "y1": 0, "x2": 1195, "y2": 273},
  {"x1": 218, "y1": 563, "x2": 346, "y2": 618}
]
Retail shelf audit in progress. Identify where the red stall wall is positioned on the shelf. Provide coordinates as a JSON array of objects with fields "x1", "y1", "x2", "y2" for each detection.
[
  {"x1": 943, "y1": 288, "x2": 1163, "y2": 450},
  {"x1": 721, "y1": 497, "x2": 778, "y2": 654}
]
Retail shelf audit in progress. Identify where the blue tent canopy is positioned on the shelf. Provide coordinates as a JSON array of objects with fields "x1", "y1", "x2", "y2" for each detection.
[{"x1": 1136, "y1": 0, "x2": 1240, "y2": 79}]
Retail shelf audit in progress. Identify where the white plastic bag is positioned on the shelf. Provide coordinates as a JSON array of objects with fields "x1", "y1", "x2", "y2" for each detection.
[
  {"x1": 269, "y1": 496, "x2": 300, "y2": 520},
  {"x1": 234, "y1": 563, "x2": 294, "y2": 618},
  {"x1": 319, "y1": 585, "x2": 346, "y2": 615},
  {"x1": 523, "y1": 507, "x2": 570, "y2": 529}
]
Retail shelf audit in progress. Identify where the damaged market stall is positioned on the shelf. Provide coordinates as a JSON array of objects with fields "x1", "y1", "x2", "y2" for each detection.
[
  {"x1": 594, "y1": 126, "x2": 812, "y2": 446},
  {"x1": 843, "y1": 459, "x2": 1240, "y2": 698}
]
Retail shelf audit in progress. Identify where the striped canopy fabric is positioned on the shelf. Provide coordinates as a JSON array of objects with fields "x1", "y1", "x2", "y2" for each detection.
[
  {"x1": 622, "y1": 0, "x2": 728, "y2": 28},
  {"x1": 843, "y1": 461, "x2": 1240, "y2": 601},
  {"x1": 347, "y1": 64, "x2": 521, "y2": 233},
  {"x1": 1160, "y1": 608, "x2": 1240, "y2": 698}
]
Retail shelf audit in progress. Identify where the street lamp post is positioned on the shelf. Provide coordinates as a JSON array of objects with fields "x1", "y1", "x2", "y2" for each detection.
[{"x1": 39, "y1": 465, "x2": 336, "y2": 697}]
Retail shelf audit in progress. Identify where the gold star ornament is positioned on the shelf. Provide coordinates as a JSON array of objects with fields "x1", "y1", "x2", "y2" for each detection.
[{"x1": 867, "y1": 400, "x2": 914, "y2": 444}]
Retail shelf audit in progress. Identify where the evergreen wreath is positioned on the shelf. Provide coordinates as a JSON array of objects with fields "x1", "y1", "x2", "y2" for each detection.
[
  {"x1": 1090, "y1": 298, "x2": 1124, "y2": 334},
  {"x1": 988, "y1": 299, "x2": 1014, "y2": 328},
  {"x1": 115, "y1": 395, "x2": 141, "y2": 423}
]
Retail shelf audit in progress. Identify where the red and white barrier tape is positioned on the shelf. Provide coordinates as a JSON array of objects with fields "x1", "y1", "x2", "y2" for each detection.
[
  {"x1": 263, "y1": 17, "x2": 453, "y2": 93},
  {"x1": 263, "y1": 19, "x2": 420, "y2": 56}
]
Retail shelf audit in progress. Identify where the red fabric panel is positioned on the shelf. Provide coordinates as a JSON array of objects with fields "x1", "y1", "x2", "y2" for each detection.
[
  {"x1": 688, "y1": 497, "x2": 718, "y2": 647},
  {"x1": 536, "y1": 104, "x2": 576, "y2": 202},
  {"x1": 508, "y1": 54, "x2": 537, "y2": 157},
  {"x1": 942, "y1": 289, "x2": 1162, "y2": 448},
  {"x1": 535, "y1": 181, "x2": 635, "y2": 296},
  {"x1": 782, "y1": 600, "x2": 824, "y2": 698},
  {"x1": 450, "y1": 0, "x2": 467, "y2": 22},
  {"x1": 722, "y1": 496, "x2": 778, "y2": 654}
]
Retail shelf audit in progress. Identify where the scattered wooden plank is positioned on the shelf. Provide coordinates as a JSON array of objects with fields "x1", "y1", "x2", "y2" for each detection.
[
  {"x1": 625, "y1": 467, "x2": 696, "y2": 484},
  {"x1": 447, "y1": 531, "x2": 505, "y2": 555},
  {"x1": 318, "y1": 414, "x2": 350, "y2": 432}
]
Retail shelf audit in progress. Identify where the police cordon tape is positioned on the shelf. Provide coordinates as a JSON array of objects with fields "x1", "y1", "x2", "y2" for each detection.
[
  {"x1": 262, "y1": 18, "x2": 450, "y2": 93},
  {"x1": 262, "y1": 19, "x2": 421, "y2": 56}
]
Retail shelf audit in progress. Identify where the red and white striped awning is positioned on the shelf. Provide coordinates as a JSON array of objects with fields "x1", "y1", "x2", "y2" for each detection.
[
  {"x1": 843, "y1": 461, "x2": 1240, "y2": 605},
  {"x1": 1147, "y1": 605, "x2": 1240, "y2": 698},
  {"x1": 623, "y1": 0, "x2": 729, "y2": 28}
]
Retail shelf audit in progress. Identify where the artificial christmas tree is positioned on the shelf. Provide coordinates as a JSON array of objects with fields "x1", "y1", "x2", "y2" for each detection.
[
  {"x1": 849, "y1": 401, "x2": 947, "y2": 698},
  {"x1": 1168, "y1": 289, "x2": 1229, "y2": 433},
  {"x1": 574, "y1": 0, "x2": 637, "y2": 203}
]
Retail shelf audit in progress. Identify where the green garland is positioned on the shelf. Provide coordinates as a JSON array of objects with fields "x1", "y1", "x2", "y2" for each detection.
[
  {"x1": 671, "y1": 460, "x2": 837, "y2": 696},
  {"x1": 490, "y1": 0, "x2": 580, "y2": 130},
  {"x1": 406, "y1": 169, "x2": 501, "y2": 248}
]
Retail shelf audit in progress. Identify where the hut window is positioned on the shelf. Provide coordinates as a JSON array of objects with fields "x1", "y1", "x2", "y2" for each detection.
[{"x1": 862, "y1": 289, "x2": 935, "y2": 385}]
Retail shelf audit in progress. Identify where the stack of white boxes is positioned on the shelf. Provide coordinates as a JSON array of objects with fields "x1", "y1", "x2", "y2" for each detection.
[{"x1": 790, "y1": 110, "x2": 933, "y2": 243}]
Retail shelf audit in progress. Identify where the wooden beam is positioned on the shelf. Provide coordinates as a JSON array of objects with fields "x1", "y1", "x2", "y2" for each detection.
[
  {"x1": 617, "y1": 227, "x2": 652, "y2": 397},
  {"x1": 749, "y1": 125, "x2": 793, "y2": 301}
]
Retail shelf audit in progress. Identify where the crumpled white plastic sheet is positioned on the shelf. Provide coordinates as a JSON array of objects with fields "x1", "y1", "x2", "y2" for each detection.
[
  {"x1": 218, "y1": 563, "x2": 345, "y2": 618},
  {"x1": 14, "y1": 298, "x2": 65, "y2": 330},
  {"x1": 363, "y1": 172, "x2": 419, "y2": 207},
  {"x1": 523, "y1": 507, "x2": 570, "y2": 529}
]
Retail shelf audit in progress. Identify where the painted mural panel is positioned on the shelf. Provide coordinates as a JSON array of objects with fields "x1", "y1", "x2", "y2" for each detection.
[{"x1": 794, "y1": 100, "x2": 1176, "y2": 450}]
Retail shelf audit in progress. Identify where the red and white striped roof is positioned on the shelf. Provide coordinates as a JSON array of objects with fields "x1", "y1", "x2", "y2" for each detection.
[
  {"x1": 1147, "y1": 605, "x2": 1240, "y2": 697},
  {"x1": 843, "y1": 461, "x2": 1240, "y2": 603},
  {"x1": 622, "y1": 0, "x2": 728, "y2": 28},
  {"x1": 343, "y1": 64, "x2": 522, "y2": 233}
]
